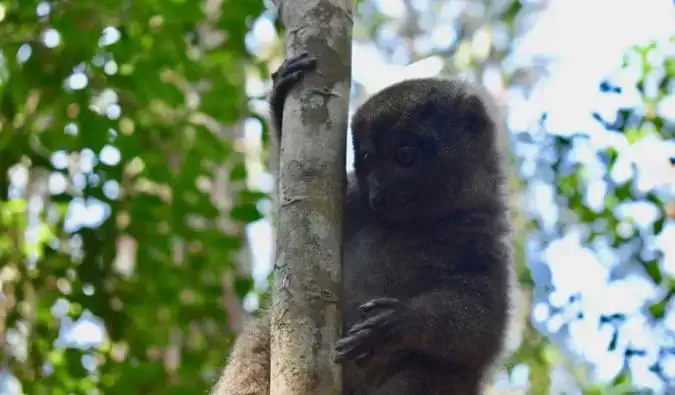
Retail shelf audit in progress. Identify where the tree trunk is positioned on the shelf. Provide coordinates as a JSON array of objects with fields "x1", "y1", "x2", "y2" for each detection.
[{"x1": 269, "y1": 0, "x2": 353, "y2": 394}]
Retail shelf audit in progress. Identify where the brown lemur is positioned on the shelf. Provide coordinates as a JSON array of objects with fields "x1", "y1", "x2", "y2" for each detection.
[{"x1": 212, "y1": 52, "x2": 513, "y2": 395}]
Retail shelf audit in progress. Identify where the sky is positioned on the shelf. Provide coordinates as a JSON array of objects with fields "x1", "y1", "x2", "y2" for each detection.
[
  {"x1": 2, "y1": 0, "x2": 675, "y2": 394},
  {"x1": 509, "y1": 1, "x2": 675, "y2": 391}
]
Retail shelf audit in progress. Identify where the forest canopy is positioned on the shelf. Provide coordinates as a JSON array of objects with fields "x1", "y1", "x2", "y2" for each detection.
[{"x1": 0, "y1": 0, "x2": 674, "y2": 394}]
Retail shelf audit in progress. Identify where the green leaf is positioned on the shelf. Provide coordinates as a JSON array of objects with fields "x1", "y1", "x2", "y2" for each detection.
[
  {"x1": 230, "y1": 202, "x2": 263, "y2": 222},
  {"x1": 234, "y1": 276, "x2": 254, "y2": 299},
  {"x1": 229, "y1": 163, "x2": 247, "y2": 181}
]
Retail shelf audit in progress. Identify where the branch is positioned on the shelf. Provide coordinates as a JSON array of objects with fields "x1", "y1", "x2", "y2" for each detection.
[{"x1": 269, "y1": 0, "x2": 353, "y2": 394}]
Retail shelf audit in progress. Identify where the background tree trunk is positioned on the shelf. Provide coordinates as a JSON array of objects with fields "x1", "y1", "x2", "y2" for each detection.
[{"x1": 269, "y1": 0, "x2": 353, "y2": 394}]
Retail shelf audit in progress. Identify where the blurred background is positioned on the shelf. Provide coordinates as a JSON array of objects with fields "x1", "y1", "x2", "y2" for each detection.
[{"x1": 0, "y1": 0, "x2": 673, "y2": 393}]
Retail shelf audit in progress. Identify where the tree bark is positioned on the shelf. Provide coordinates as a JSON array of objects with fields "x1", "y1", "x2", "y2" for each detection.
[{"x1": 269, "y1": 0, "x2": 353, "y2": 395}]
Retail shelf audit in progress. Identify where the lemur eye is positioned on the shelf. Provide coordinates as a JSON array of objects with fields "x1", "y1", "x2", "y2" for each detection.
[
  {"x1": 362, "y1": 152, "x2": 372, "y2": 165},
  {"x1": 395, "y1": 146, "x2": 417, "y2": 166}
]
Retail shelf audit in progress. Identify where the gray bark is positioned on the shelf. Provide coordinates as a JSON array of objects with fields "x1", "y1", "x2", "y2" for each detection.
[{"x1": 269, "y1": 0, "x2": 353, "y2": 394}]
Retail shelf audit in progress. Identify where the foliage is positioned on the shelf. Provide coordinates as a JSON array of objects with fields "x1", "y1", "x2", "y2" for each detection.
[
  {"x1": 1, "y1": 0, "x2": 673, "y2": 394},
  {"x1": 516, "y1": 37, "x2": 675, "y2": 393},
  {"x1": 0, "y1": 0, "x2": 266, "y2": 393}
]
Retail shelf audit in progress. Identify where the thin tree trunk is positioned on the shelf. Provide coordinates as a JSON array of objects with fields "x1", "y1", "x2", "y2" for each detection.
[{"x1": 269, "y1": 0, "x2": 353, "y2": 394}]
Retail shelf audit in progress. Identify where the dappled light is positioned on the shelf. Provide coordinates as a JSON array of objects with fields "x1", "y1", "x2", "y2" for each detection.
[{"x1": 0, "y1": 0, "x2": 674, "y2": 394}]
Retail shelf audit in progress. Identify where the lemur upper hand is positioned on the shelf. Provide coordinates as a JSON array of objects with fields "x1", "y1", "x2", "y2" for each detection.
[{"x1": 269, "y1": 52, "x2": 317, "y2": 134}]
